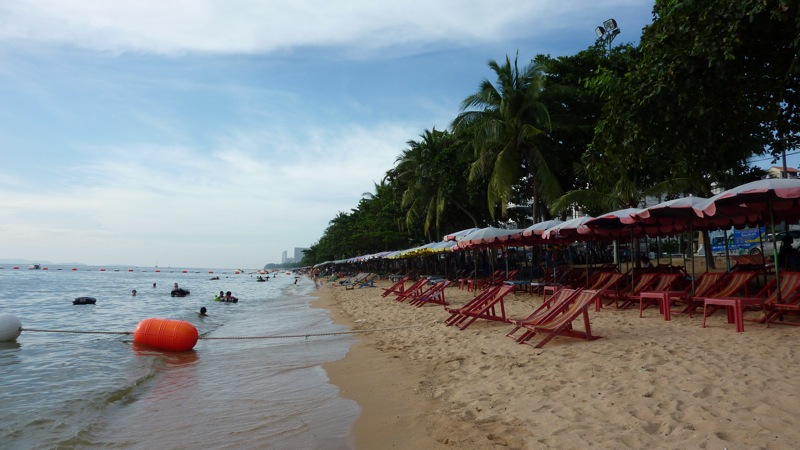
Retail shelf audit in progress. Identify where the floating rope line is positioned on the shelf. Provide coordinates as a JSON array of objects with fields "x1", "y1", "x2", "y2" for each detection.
[
  {"x1": 21, "y1": 328, "x2": 131, "y2": 335},
  {"x1": 19, "y1": 323, "x2": 430, "y2": 340},
  {"x1": 200, "y1": 323, "x2": 427, "y2": 340}
]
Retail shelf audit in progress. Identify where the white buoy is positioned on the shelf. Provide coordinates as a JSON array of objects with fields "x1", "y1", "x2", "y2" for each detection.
[{"x1": 0, "y1": 313, "x2": 22, "y2": 341}]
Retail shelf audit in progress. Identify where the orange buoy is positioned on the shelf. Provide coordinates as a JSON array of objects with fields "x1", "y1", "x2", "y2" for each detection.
[
  {"x1": 133, "y1": 318, "x2": 198, "y2": 352},
  {"x1": 100, "y1": 268, "x2": 106, "y2": 271}
]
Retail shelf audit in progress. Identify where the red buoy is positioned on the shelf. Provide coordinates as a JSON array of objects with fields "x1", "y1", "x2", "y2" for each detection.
[{"x1": 133, "y1": 318, "x2": 198, "y2": 352}]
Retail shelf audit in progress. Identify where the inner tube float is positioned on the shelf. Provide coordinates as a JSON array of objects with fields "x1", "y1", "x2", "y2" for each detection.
[
  {"x1": 170, "y1": 288, "x2": 190, "y2": 297},
  {"x1": 73, "y1": 296, "x2": 97, "y2": 305},
  {"x1": 215, "y1": 296, "x2": 238, "y2": 303}
]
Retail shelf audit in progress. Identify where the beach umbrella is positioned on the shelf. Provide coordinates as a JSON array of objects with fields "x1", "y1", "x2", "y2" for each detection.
[
  {"x1": 542, "y1": 216, "x2": 595, "y2": 241},
  {"x1": 701, "y1": 178, "x2": 800, "y2": 300},
  {"x1": 444, "y1": 227, "x2": 481, "y2": 242},
  {"x1": 457, "y1": 226, "x2": 520, "y2": 249},
  {"x1": 522, "y1": 219, "x2": 565, "y2": 237}
]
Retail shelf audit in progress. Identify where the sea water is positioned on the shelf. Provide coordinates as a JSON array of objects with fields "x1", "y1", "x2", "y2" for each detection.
[{"x1": 0, "y1": 265, "x2": 358, "y2": 449}]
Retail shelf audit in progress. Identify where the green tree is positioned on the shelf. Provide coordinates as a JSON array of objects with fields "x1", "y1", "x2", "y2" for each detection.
[{"x1": 592, "y1": 0, "x2": 800, "y2": 194}]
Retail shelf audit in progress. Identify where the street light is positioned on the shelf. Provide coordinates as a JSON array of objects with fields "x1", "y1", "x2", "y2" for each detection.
[{"x1": 595, "y1": 18, "x2": 620, "y2": 54}]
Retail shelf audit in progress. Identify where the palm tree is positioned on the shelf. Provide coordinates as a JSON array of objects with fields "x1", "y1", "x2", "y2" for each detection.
[
  {"x1": 395, "y1": 128, "x2": 455, "y2": 239},
  {"x1": 452, "y1": 53, "x2": 562, "y2": 223}
]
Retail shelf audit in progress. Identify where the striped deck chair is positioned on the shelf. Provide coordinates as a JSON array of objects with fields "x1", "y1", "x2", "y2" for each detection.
[
  {"x1": 444, "y1": 284, "x2": 505, "y2": 325},
  {"x1": 408, "y1": 280, "x2": 452, "y2": 307},
  {"x1": 666, "y1": 271, "x2": 727, "y2": 318},
  {"x1": 445, "y1": 284, "x2": 516, "y2": 330},
  {"x1": 698, "y1": 271, "x2": 759, "y2": 318},
  {"x1": 585, "y1": 272, "x2": 624, "y2": 311},
  {"x1": 381, "y1": 276, "x2": 410, "y2": 298},
  {"x1": 606, "y1": 272, "x2": 659, "y2": 309},
  {"x1": 515, "y1": 290, "x2": 603, "y2": 348},
  {"x1": 506, "y1": 288, "x2": 582, "y2": 341},
  {"x1": 635, "y1": 273, "x2": 684, "y2": 318},
  {"x1": 392, "y1": 278, "x2": 429, "y2": 302},
  {"x1": 757, "y1": 272, "x2": 800, "y2": 326},
  {"x1": 699, "y1": 271, "x2": 769, "y2": 332}
]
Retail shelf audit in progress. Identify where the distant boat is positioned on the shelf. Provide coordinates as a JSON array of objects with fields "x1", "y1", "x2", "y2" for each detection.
[{"x1": 28, "y1": 264, "x2": 41, "y2": 270}]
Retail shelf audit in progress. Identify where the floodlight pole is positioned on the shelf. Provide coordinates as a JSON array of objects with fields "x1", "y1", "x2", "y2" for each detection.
[{"x1": 595, "y1": 18, "x2": 620, "y2": 55}]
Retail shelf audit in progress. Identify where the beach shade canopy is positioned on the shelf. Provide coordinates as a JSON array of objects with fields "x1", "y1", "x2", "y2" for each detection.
[
  {"x1": 457, "y1": 226, "x2": 520, "y2": 249},
  {"x1": 632, "y1": 196, "x2": 708, "y2": 236},
  {"x1": 517, "y1": 219, "x2": 565, "y2": 240},
  {"x1": 700, "y1": 178, "x2": 800, "y2": 224},
  {"x1": 542, "y1": 216, "x2": 595, "y2": 242},
  {"x1": 584, "y1": 208, "x2": 646, "y2": 239},
  {"x1": 700, "y1": 178, "x2": 800, "y2": 300},
  {"x1": 443, "y1": 227, "x2": 482, "y2": 242}
]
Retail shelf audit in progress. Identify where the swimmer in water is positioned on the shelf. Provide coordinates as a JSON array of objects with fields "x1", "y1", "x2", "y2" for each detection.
[
  {"x1": 199, "y1": 307, "x2": 208, "y2": 316},
  {"x1": 132, "y1": 289, "x2": 137, "y2": 296}
]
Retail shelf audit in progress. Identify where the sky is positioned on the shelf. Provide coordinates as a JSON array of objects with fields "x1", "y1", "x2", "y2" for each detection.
[{"x1": 0, "y1": 1, "x2": 791, "y2": 269}]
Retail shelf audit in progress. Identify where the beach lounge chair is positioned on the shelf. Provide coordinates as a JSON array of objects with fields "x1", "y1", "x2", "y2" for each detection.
[
  {"x1": 443, "y1": 284, "x2": 516, "y2": 330},
  {"x1": 584, "y1": 272, "x2": 624, "y2": 311},
  {"x1": 357, "y1": 273, "x2": 378, "y2": 288},
  {"x1": 468, "y1": 270, "x2": 504, "y2": 291},
  {"x1": 392, "y1": 278, "x2": 430, "y2": 302},
  {"x1": 395, "y1": 278, "x2": 447, "y2": 303},
  {"x1": 635, "y1": 273, "x2": 684, "y2": 319},
  {"x1": 663, "y1": 271, "x2": 727, "y2": 318},
  {"x1": 763, "y1": 272, "x2": 800, "y2": 325},
  {"x1": 342, "y1": 273, "x2": 370, "y2": 290},
  {"x1": 506, "y1": 288, "x2": 583, "y2": 341},
  {"x1": 515, "y1": 290, "x2": 603, "y2": 348},
  {"x1": 381, "y1": 276, "x2": 410, "y2": 298},
  {"x1": 408, "y1": 280, "x2": 453, "y2": 307},
  {"x1": 605, "y1": 272, "x2": 659, "y2": 309},
  {"x1": 700, "y1": 271, "x2": 777, "y2": 332},
  {"x1": 529, "y1": 265, "x2": 566, "y2": 294},
  {"x1": 444, "y1": 285, "x2": 505, "y2": 325}
]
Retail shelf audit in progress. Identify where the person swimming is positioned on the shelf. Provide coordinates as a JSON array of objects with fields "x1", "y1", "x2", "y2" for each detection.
[
  {"x1": 199, "y1": 307, "x2": 208, "y2": 316},
  {"x1": 131, "y1": 289, "x2": 137, "y2": 296}
]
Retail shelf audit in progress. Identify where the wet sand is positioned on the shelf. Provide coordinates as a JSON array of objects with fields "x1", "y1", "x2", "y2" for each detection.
[{"x1": 318, "y1": 277, "x2": 800, "y2": 449}]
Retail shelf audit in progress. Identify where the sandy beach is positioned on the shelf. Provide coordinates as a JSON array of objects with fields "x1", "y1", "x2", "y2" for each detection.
[{"x1": 318, "y1": 276, "x2": 800, "y2": 449}]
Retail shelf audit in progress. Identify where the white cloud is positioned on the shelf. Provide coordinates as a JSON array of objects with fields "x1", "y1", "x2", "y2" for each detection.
[
  {"x1": 0, "y1": 121, "x2": 410, "y2": 267},
  {"x1": 0, "y1": 0, "x2": 645, "y2": 55}
]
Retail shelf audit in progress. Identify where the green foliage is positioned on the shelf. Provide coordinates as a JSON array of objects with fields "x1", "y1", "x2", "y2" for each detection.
[{"x1": 301, "y1": 3, "x2": 800, "y2": 266}]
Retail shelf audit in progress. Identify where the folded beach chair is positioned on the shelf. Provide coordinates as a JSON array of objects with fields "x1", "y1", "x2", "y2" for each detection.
[
  {"x1": 408, "y1": 280, "x2": 453, "y2": 307},
  {"x1": 444, "y1": 284, "x2": 517, "y2": 330},
  {"x1": 515, "y1": 289, "x2": 603, "y2": 348},
  {"x1": 381, "y1": 276, "x2": 410, "y2": 298},
  {"x1": 506, "y1": 288, "x2": 583, "y2": 341}
]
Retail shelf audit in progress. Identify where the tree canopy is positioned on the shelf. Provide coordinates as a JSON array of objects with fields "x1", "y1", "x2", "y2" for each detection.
[{"x1": 300, "y1": 1, "x2": 800, "y2": 266}]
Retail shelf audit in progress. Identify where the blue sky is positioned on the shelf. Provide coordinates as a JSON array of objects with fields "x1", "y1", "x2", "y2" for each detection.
[{"x1": 1, "y1": 1, "x2": 789, "y2": 269}]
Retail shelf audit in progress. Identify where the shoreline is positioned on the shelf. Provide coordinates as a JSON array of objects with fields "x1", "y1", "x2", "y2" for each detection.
[
  {"x1": 314, "y1": 277, "x2": 800, "y2": 449},
  {"x1": 314, "y1": 283, "x2": 448, "y2": 449}
]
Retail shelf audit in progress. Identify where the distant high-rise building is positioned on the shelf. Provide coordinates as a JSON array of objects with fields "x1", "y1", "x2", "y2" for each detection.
[
  {"x1": 281, "y1": 250, "x2": 288, "y2": 264},
  {"x1": 294, "y1": 247, "x2": 309, "y2": 263}
]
